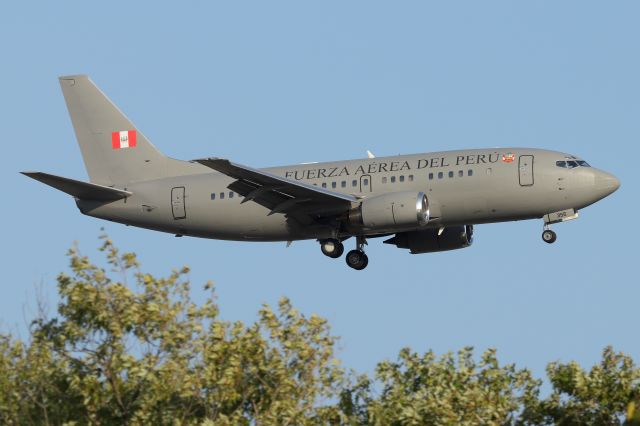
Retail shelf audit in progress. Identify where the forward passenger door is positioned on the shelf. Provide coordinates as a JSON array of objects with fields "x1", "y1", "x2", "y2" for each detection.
[{"x1": 518, "y1": 155, "x2": 534, "y2": 186}]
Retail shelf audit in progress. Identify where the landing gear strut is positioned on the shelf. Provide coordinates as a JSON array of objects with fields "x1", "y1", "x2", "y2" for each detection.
[
  {"x1": 542, "y1": 226, "x2": 557, "y2": 244},
  {"x1": 541, "y1": 209, "x2": 579, "y2": 244},
  {"x1": 345, "y1": 236, "x2": 368, "y2": 270},
  {"x1": 320, "y1": 238, "x2": 344, "y2": 258}
]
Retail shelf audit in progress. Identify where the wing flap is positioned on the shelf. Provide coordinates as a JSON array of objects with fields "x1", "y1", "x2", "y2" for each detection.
[{"x1": 21, "y1": 172, "x2": 132, "y2": 201}]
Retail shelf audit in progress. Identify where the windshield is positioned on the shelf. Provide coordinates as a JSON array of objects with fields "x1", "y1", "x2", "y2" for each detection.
[{"x1": 556, "y1": 159, "x2": 590, "y2": 169}]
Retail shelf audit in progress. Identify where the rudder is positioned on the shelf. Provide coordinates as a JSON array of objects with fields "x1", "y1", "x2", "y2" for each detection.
[{"x1": 59, "y1": 75, "x2": 169, "y2": 186}]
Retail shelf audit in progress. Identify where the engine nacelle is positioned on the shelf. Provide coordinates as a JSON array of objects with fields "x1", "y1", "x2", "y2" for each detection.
[
  {"x1": 350, "y1": 191, "x2": 430, "y2": 230},
  {"x1": 384, "y1": 225, "x2": 474, "y2": 254}
]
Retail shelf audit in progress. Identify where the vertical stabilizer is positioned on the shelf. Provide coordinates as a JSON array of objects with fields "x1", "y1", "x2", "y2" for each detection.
[{"x1": 59, "y1": 75, "x2": 169, "y2": 186}]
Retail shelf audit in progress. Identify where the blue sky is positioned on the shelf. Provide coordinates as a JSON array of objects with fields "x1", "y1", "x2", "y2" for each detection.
[{"x1": 1, "y1": 1, "x2": 638, "y2": 381}]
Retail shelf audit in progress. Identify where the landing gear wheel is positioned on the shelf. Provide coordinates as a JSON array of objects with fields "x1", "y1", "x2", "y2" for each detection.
[
  {"x1": 542, "y1": 229, "x2": 557, "y2": 244},
  {"x1": 346, "y1": 250, "x2": 368, "y2": 270},
  {"x1": 320, "y1": 239, "x2": 344, "y2": 258}
]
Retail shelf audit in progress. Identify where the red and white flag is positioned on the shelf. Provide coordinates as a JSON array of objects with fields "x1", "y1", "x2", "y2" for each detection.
[
  {"x1": 111, "y1": 130, "x2": 137, "y2": 149},
  {"x1": 502, "y1": 153, "x2": 515, "y2": 163}
]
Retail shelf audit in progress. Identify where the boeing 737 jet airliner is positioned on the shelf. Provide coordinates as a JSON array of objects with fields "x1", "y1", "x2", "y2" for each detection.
[{"x1": 23, "y1": 76, "x2": 620, "y2": 270}]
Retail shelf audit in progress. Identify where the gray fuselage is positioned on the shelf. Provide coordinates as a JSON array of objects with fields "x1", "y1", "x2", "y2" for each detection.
[{"x1": 77, "y1": 147, "x2": 619, "y2": 242}]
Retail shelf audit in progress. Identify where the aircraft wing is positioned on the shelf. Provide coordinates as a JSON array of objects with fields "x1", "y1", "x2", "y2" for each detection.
[{"x1": 193, "y1": 158, "x2": 357, "y2": 220}]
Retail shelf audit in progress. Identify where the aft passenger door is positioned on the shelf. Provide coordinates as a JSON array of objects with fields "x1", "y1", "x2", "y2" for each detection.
[
  {"x1": 171, "y1": 186, "x2": 186, "y2": 219},
  {"x1": 518, "y1": 155, "x2": 534, "y2": 186}
]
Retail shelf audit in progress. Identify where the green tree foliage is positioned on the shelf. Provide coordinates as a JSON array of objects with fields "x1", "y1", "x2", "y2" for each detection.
[
  {"x1": 0, "y1": 236, "x2": 344, "y2": 425},
  {"x1": 0, "y1": 236, "x2": 639, "y2": 425},
  {"x1": 520, "y1": 347, "x2": 640, "y2": 425},
  {"x1": 340, "y1": 347, "x2": 540, "y2": 425}
]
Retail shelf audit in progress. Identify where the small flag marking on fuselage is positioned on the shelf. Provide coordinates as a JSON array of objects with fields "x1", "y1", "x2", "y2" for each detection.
[
  {"x1": 502, "y1": 153, "x2": 515, "y2": 163},
  {"x1": 111, "y1": 130, "x2": 137, "y2": 149}
]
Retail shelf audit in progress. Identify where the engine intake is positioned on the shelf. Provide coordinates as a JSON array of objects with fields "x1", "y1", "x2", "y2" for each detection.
[
  {"x1": 384, "y1": 225, "x2": 474, "y2": 254},
  {"x1": 350, "y1": 191, "x2": 430, "y2": 230}
]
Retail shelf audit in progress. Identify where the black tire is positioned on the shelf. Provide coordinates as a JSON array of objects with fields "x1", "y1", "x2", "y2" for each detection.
[
  {"x1": 542, "y1": 229, "x2": 557, "y2": 244},
  {"x1": 354, "y1": 253, "x2": 369, "y2": 270},
  {"x1": 346, "y1": 250, "x2": 368, "y2": 270},
  {"x1": 321, "y1": 239, "x2": 344, "y2": 258}
]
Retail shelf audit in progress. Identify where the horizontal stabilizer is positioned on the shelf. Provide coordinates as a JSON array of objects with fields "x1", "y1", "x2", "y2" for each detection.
[{"x1": 21, "y1": 171, "x2": 132, "y2": 201}]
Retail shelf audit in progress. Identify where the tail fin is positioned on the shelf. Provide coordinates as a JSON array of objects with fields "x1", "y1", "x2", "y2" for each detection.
[{"x1": 59, "y1": 75, "x2": 169, "y2": 186}]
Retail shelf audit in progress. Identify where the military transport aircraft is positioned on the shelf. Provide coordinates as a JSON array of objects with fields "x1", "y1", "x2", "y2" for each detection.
[{"x1": 23, "y1": 76, "x2": 620, "y2": 270}]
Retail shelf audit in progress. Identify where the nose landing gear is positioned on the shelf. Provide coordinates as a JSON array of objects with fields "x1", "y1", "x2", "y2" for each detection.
[
  {"x1": 540, "y1": 208, "x2": 579, "y2": 244},
  {"x1": 542, "y1": 227, "x2": 557, "y2": 244},
  {"x1": 345, "y1": 236, "x2": 368, "y2": 270}
]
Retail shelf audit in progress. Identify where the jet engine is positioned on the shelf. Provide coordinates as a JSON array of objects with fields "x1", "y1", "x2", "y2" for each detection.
[
  {"x1": 384, "y1": 225, "x2": 474, "y2": 254},
  {"x1": 349, "y1": 191, "x2": 430, "y2": 229}
]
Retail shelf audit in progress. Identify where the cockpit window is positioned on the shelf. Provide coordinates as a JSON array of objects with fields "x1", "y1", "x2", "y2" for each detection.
[{"x1": 556, "y1": 159, "x2": 590, "y2": 169}]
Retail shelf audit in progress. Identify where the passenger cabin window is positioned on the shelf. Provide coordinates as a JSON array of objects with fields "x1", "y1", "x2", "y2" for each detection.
[
  {"x1": 429, "y1": 173, "x2": 434, "y2": 180},
  {"x1": 352, "y1": 179, "x2": 357, "y2": 187},
  {"x1": 332, "y1": 182, "x2": 337, "y2": 188},
  {"x1": 363, "y1": 178, "x2": 369, "y2": 186},
  {"x1": 382, "y1": 177, "x2": 387, "y2": 184},
  {"x1": 391, "y1": 176, "x2": 396, "y2": 183},
  {"x1": 438, "y1": 172, "x2": 443, "y2": 179},
  {"x1": 211, "y1": 193, "x2": 216, "y2": 200},
  {"x1": 409, "y1": 175, "x2": 414, "y2": 182},
  {"x1": 322, "y1": 183, "x2": 327, "y2": 188},
  {"x1": 448, "y1": 171, "x2": 454, "y2": 178},
  {"x1": 341, "y1": 181, "x2": 346, "y2": 188},
  {"x1": 220, "y1": 192, "x2": 225, "y2": 199},
  {"x1": 458, "y1": 170, "x2": 464, "y2": 177},
  {"x1": 468, "y1": 170, "x2": 473, "y2": 176},
  {"x1": 400, "y1": 175, "x2": 405, "y2": 182}
]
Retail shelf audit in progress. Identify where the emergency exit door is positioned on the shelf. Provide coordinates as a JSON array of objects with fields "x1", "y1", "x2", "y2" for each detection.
[
  {"x1": 171, "y1": 187, "x2": 186, "y2": 219},
  {"x1": 518, "y1": 155, "x2": 534, "y2": 186},
  {"x1": 360, "y1": 174, "x2": 373, "y2": 193}
]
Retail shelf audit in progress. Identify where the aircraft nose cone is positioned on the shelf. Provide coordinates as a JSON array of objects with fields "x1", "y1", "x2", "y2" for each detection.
[{"x1": 594, "y1": 170, "x2": 620, "y2": 197}]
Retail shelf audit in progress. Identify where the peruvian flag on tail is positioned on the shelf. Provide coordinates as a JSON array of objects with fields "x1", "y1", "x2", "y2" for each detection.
[{"x1": 111, "y1": 130, "x2": 137, "y2": 149}]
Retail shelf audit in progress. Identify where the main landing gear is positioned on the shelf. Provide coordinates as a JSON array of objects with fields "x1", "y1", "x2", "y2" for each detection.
[
  {"x1": 320, "y1": 238, "x2": 344, "y2": 258},
  {"x1": 319, "y1": 236, "x2": 369, "y2": 270},
  {"x1": 345, "y1": 236, "x2": 368, "y2": 270}
]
